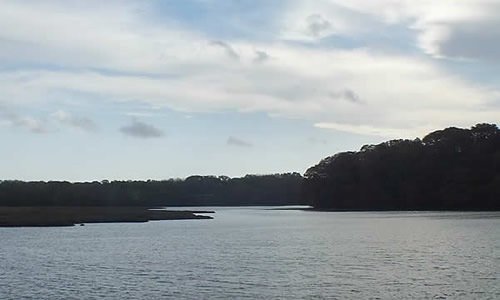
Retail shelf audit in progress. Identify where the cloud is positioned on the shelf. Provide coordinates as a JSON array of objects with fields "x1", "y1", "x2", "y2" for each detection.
[
  {"x1": 423, "y1": 19, "x2": 500, "y2": 61},
  {"x1": 10, "y1": 115, "x2": 47, "y2": 133},
  {"x1": 306, "y1": 14, "x2": 332, "y2": 37},
  {"x1": 279, "y1": 1, "x2": 373, "y2": 41},
  {"x1": 279, "y1": 1, "x2": 500, "y2": 62},
  {"x1": 0, "y1": 107, "x2": 97, "y2": 133},
  {"x1": 253, "y1": 50, "x2": 270, "y2": 63},
  {"x1": 2, "y1": 43, "x2": 495, "y2": 135},
  {"x1": 0, "y1": 0, "x2": 499, "y2": 140},
  {"x1": 329, "y1": 89, "x2": 362, "y2": 104},
  {"x1": 119, "y1": 120, "x2": 164, "y2": 138},
  {"x1": 314, "y1": 122, "x2": 417, "y2": 138},
  {"x1": 227, "y1": 136, "x2": 252, "y2": 147},
  {"x1": 51, "y1": 109, "x2": 97, "y2": 132},
  {"x1": 209, "y1": 40, "x2": 240, "y2": 60},
  {"x1": 122, "y1": 112, "x2": 155, "y2": 118},
  {"x1": 0, "y1": 108, "x2": 47, "y2": 133},
  {"x1": 0, "y1": 0, "x2": 211, "y2": 74},
  {"x1": 404, "y1": 1, "x2": 500, "y2": 61}
]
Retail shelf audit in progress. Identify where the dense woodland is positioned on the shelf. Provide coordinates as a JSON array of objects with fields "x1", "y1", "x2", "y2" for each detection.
[
  {"x1": 2, "y1": 124, "x2": 500, "y2": 210},
  {"x1": 303, "y1": 123, "x2": 500, "y2": 210},
  {"x1": 0, "y1": 173, "x2": 304, "y2": 207}
]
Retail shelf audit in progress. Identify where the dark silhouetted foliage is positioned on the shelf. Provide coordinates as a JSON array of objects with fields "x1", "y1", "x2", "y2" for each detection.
[
  {"x1": 0, "y1": 173, "x2": 304, "y2": 207},
  {"x1": 303, "y1": 123, "x2": 500, "y2": 210}
]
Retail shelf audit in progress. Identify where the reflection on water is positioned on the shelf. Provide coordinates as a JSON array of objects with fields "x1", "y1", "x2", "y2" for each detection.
[{"x1": 1, "y1": 208, "x2": 499, "y2": 299}]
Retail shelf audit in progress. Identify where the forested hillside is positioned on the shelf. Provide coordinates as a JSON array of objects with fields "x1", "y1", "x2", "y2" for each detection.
[{"x1": 303, "y1": 124, "x2": 500, "y2": 210}]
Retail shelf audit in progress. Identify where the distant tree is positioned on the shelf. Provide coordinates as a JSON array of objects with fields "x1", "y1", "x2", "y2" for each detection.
[{"x1": 0, "y1": 173, "x2": 305, "y2": 207}]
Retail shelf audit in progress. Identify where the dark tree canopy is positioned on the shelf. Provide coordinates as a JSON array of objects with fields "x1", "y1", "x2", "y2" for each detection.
[
  {"x1": 3, "y1": 123, "x2": 499, "y2": 211},
  {"x1": 303, "y1": 123, "x2": 500, "y2": 210},
  {"x1": 0, "y1": 173, "x2": 305, "y2": 207}
]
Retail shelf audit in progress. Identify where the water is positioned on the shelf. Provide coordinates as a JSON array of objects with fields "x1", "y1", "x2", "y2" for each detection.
[{"x1": 1, "y1": 208, "x2": 499, "y2": 299}]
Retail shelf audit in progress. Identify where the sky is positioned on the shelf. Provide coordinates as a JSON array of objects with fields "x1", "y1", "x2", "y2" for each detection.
[{"x1": 1, "y1": 0, "x2": 499, "y2": 181}]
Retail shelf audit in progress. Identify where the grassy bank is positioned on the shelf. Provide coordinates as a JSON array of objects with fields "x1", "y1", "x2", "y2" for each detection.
[{"x1": 0, "y1": 206, "x2": 213, "y2": 227}]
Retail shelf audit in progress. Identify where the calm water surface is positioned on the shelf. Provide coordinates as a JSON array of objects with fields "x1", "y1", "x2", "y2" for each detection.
[{"x1": 1, "y1": 208, "x2": 499, "y2": 299}]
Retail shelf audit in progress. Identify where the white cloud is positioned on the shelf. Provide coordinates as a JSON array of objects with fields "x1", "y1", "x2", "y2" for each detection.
[
  {"x1": 315, "y1": 122, "x2": 427, "y2": 139},
  {"x1": 1, "y1": 42, "x2": 498, "y2": 137},
  {"x1": 280, "y1": 2, "x2": 357, "y2": 41},
  {"x1": 0, "y1": 109, "x2": 47, "y2": 133},
  {"x1": 0, "y1": 0, "x2": 499, "y2": 139},
  {"x1": 0, "y1": 0, "x2": 208, "y2": 73},
  {"x1": 12, "y1": 116, "x2": 47, "y2": 133},
  {"x1": 51, "y1": 109, "x2": 97, "y2": 132},
  {"x1": 281, "y1": 0, "x2": 500, "y2": 61}
]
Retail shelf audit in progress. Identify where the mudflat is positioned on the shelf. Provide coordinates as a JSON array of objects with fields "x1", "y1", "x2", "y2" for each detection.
[{"x1": 0, "y1": 206, "x2": 213, "y2": 227}]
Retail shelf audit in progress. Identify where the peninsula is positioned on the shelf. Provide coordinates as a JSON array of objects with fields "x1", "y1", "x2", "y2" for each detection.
[{"x1": 0, "y1": 206, "x2": 213, "y2": 227}]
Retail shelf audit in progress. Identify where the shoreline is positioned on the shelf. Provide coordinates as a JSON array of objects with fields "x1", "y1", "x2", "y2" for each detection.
[
  {"x1": 269, "y1": 206, "x2": 500, "y2": 212},
  {"x1": 303, "y1": 208, "x2": 500, "y2": 212},
  {"x1": 0, "y1": 206, "x2": 214, "y2": 227}
]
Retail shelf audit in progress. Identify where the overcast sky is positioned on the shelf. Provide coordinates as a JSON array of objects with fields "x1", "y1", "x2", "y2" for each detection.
[{"x1": 1, "y1": 0, "x2": 499, "y2": 181}]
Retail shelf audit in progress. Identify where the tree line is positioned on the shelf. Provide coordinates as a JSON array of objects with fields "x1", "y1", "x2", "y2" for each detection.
[
  {"x1": 303, "y1": 123, "x2": 500, "y2": 210},
  {"x1": 0, "y1": 173, "x2": 304, "y2": 207},
  {"x1": 2, "y1": 123, "x2": 499, "y2": 210}
]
